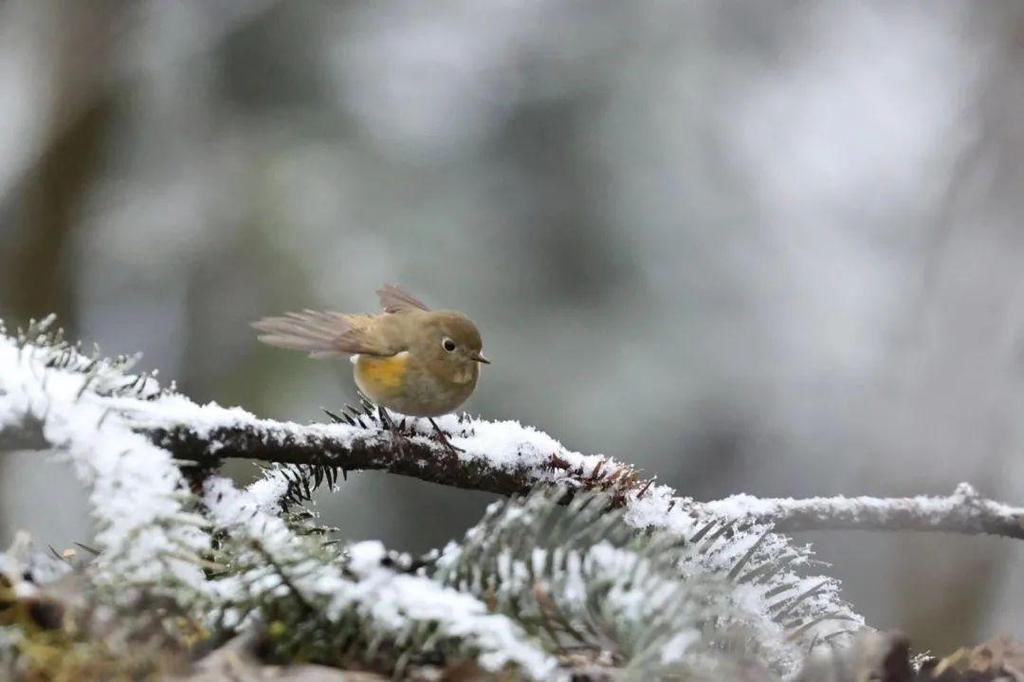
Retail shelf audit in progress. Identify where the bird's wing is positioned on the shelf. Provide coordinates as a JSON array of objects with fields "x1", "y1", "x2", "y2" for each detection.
[
  {"x1": 252, "y1": 310, "x2": 396, "y2": 358},
  {"x1": 376, "y1": 283, "x2": 430, "y2": 313},
  {"x1": 333, "y1": 317, "x2": 400, "y2": 356}
]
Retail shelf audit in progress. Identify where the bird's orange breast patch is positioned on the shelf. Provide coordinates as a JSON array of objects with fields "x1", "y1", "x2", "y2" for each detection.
[{"x1": 354, "y1": 352, "x2": 409, "y2": 397}]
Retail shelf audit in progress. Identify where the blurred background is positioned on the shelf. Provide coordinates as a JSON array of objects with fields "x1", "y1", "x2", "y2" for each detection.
[{"x1": 1, "y1": 0, "x2": 1023, "y2": 653}]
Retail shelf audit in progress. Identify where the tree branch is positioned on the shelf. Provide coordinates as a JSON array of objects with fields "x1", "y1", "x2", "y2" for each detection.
[
  {"x1": 139, "y1": 410, "x2": 1024, "y2": 541},
  {"x1": 137, "y1": 411, "x2": 1024, "y2": 543},
  {"x1": 704, "y1": 483, "x2": 1024, "y2": 540},
  {"x1": 150, "y1": 421, "x2": 588, "y2": 500}
]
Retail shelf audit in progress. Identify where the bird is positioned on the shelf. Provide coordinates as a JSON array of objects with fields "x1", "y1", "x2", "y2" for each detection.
[{"x1": 252, "y1": 284, "x2": 489, "y2": 451}]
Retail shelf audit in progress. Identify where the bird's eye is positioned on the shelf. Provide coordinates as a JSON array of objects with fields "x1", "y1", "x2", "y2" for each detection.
[{"x1": 442, "y1": 337, "x2": 457, "y2": 353}]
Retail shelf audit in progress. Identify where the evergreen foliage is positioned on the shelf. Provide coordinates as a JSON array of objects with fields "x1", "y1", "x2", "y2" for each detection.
[{"x1": 0, "y1": 317, "x2": 878, "y2": 680}]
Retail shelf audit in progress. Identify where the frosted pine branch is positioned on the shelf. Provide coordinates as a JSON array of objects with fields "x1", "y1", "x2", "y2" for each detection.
[
  {"x1": 706, "y1": 483, "x2": 1024, "y2": 540},
  {"x1": 0, "y1": 317, "x2": 863, "y2": 676},
  {"x1": 201, "y1": 474, "x2": 560, "y2": 680}
]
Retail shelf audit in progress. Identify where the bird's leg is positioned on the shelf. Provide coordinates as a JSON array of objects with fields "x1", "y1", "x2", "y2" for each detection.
[
  {"x1": 378, "y1": 405, "x2": 407, "y2": 456},
  {"x1": 377, "y1": 404, "x2": 393, "y2": 430},
  {"x1": 428, "y1": 417, "x2": 464, "y2": 454}
]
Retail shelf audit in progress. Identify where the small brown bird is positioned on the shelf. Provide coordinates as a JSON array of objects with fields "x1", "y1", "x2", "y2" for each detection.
[{"x1": 252, "y1": 284, "x2": 489, "y2": 449}]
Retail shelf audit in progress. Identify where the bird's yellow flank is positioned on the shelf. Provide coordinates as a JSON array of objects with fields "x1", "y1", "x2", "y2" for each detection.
[{"x1": 354, "y1": 352, "x2": 409, "y2": 395}]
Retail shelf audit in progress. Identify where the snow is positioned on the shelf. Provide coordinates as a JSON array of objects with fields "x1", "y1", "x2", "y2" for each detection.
[
  {"x1": 244, "y1": 468, "x2": 292, "y2": 512},
  {"x1": 703, "y1": 482, "x2": 1024, "y2": 535},
  {"x1": 347, "y1": 539, "x2": 386, "y2": 574},
  {"x1": 659, "y1": 630, "x2": 700, "y2": 665},
  {"x1": 203, "y1": 476, "x2": 561, "y2": 680},
  {"x1": 447, "y1": 416, "x2": 585, "y2": 468},
  {"x1": 107, "y1": 381, "x2": 614, "y2": 502},
  {"x1": 351, "y1": 559, "x2": 560, "y2": 679},
  {"x1": 434, "y1": 494, "x2": 775, "y2": 677},
  {"x1": 110, "y1": 391, "x2": 381, "y2": 452},
  {"x1": 0, "y1": 327, "x2": 210, "y2": 588}
]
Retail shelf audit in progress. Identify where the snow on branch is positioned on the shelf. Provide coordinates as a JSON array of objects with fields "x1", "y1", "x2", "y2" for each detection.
[
  {"x1": 150, "y1": 408, "x2": 613, "y2": 501},
  {"x1": 0, "y1": 321, "x2": 210, "y2": 588},
  {"x1": 706, "y1": 483, "x2": 1024, "y2": 540}
]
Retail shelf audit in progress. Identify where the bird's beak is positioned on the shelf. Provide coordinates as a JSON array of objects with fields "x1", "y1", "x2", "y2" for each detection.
[{"x1": 472, "y1": 351, "x2": 491, "y2": 364}]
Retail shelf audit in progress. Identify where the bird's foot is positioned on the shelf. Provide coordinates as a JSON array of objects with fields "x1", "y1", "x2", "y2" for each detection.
[
  {"x1": 377, "y1": 406, "x2": 411, "y2": 456},
  {"x1": 428, "y1": 417, "x2": 464, "y2": 454}
]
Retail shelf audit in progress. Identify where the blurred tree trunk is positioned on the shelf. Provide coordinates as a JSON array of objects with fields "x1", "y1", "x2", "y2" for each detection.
[
  {"x1": 4, "y1": 99, "x2": 115, "y2": 331},
  {"x1": 0, "y1": 0, "x2": 125, "y2": 331}
]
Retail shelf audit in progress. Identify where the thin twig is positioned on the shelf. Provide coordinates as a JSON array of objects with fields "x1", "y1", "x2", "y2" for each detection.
[{"x1": 704, "y1": 483, "x2": 1024, "y2": 540}]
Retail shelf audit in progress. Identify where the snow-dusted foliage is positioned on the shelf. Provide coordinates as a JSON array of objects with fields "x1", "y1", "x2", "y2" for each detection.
[
  {"x1": 0, "y1": 317, "x2": 867, "y2": 679},
  {"x1": 437, "y1": 489, "x2": 766, "y2": 679},
  {"x1": 0, "y1": 317, "x2": 209, "y2": 590},
  {"x1": 200, "y1": 473, "x2": 559, "y2": 679}
]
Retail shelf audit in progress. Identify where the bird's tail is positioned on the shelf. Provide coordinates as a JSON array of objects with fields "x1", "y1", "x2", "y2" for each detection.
[{"x1": 251, "y1": 310, "x2": 356, "y2": 358}]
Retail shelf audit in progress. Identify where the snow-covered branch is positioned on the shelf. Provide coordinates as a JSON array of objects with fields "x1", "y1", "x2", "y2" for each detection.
[
  {"x1": 139, "y1": 399, "x2": 1024, "y2": 543},
  {"x1": 148, "y1": 410, "x2": 627, "y2": 501},
  {"x1": 706, "y1": 483, "x2": 1024, "y2": 540}
]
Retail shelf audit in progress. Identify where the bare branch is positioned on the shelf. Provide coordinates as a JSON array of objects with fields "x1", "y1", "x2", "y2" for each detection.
[{"x1": 705, "y1": 483, "x2": 1024, "y2": 540}]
